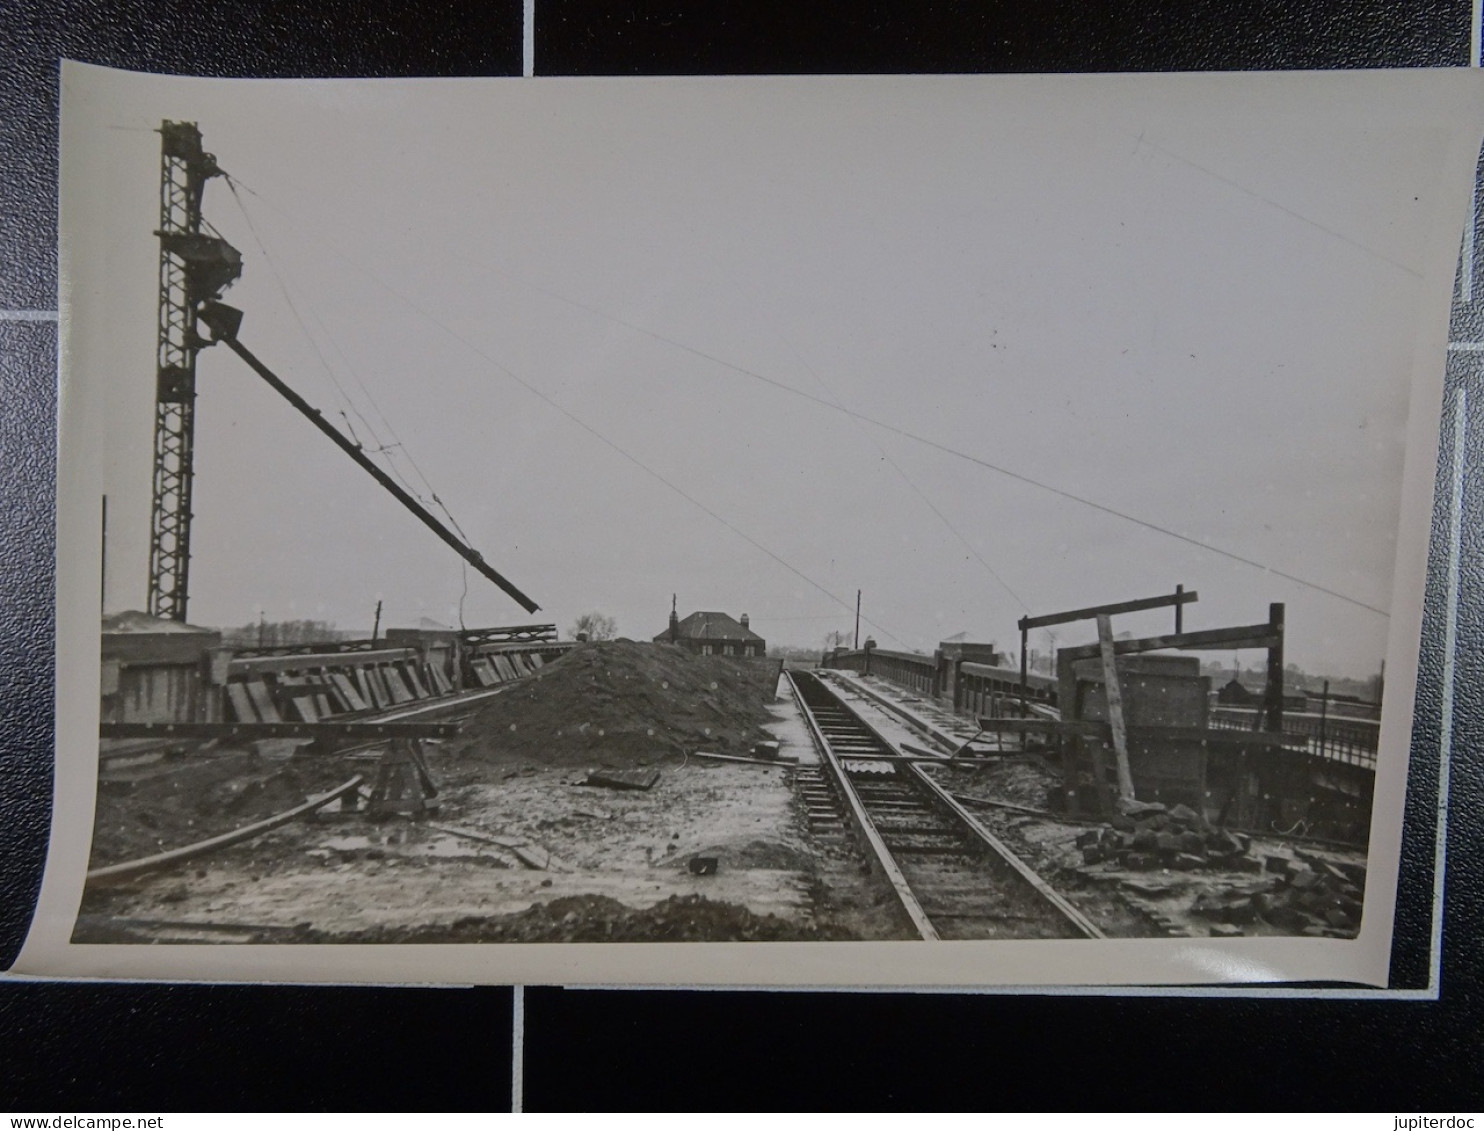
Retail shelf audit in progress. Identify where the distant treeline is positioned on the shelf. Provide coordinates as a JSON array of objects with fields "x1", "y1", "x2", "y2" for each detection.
[{"x1": 219, "y1": 619, "x2": 345, "y2": 649}]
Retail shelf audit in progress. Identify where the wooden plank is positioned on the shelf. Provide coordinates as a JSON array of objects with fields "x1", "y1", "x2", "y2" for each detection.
[
  {"x1": 426, "y1": 664, "x2": 452, "y2": 694},
  {"x1": 404, "y1": 664, "x2": 430, "y2": 699},
  {"x1": 1019, "y1": 589, "x2": 1197, "y2": 631},
  {"x1": 491, "y1": 656, "x2": 518, "y2": 681},
  {"x1": 328, "y1": 672, "x2": 369, "y2": 712},
  {"x1": 100, "y1": 721, "x2": 459, "y2": 740},
  {"x1": 1060, "y1": 622, "x2": 1280, "y2": 663},
  {"x1": 529, "y1": 653, "x2": 544, "y2": 668},
  {"x1": 322, "y1": 677, "x2": 352, "y2": 714},
  {"x1": 288, "y1": 694, "x2": 319, "y2": 724},
  {"x1": 691, "y1": 750, "x2": 800, "y2": 766},
  {"x1": 978, "y1": 717, "x2": 1102, "y2": 736},
  {"x1": 244, "y1": 679, "x2": 281, "y2": 723},
  {"x1": 509, "y1": 653, "x2": 532, "y2": 677},
  {"x1": 225, "y1": 683, "x2": 257, "y2": 722},
  {"x1": 364, "y1": 667, "x2": 391, "y2": 708},
  {"x1": 472, "y1": 659, "x2": 497, "y2": 687},
  {"x1": 585, "y1": 768, "x2": 661, "y2": 791},
  {"x1": 382, "y1": 667, "x2": 415, "y2": 704},
  {"x1": 227, "y1": 648, "x2": 416, "y2": 676},
  {"x1": 1096, "y1": 615, "x2": 1136, "y2": 802}
]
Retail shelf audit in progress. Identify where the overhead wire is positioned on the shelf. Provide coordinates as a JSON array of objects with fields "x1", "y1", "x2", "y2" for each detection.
[
  {"x1": 226, "y1": 178, "x2": 478, "y2": 547},
  {"x1": 224, "y1": 176, "x2": 916, "y2": 649},
  {"x1": 771, "y1": 317, "x2": 1030, "y2": 617},
  {"x1": 227, "y1": 174, "x2": 1388, "y2": 621}
]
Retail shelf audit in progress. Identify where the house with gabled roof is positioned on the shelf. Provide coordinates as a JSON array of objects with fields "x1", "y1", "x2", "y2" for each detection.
[{"x1": 653, "y1": 596, "x2": 766, "y2": 657}]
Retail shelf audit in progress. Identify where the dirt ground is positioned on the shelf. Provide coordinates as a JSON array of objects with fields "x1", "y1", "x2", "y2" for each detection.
[
  {"x1": 76, "y1": 645, "x2": 892, "y2": 943},
  {"x1": 76, "y1": 652, "x2": 1365, "y2": 945}
]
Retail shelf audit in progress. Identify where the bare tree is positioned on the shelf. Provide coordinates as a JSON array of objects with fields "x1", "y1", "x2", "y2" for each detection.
[{"x1": 570, "y1": 611, "x2": 618, "y2": 641}]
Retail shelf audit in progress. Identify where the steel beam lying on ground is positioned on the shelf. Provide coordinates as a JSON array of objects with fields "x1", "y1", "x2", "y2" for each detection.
[
  {"x1": 100, "y1": 721, "x2": 459, "y2": 740},
  {"x1": 87, "y1": 775, "x2": 364, "y2": 883}
]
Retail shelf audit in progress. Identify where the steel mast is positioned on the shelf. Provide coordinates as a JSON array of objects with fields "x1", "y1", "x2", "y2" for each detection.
[{"x1": 145, "y1": 121, "x2": 240, "y2": 620}]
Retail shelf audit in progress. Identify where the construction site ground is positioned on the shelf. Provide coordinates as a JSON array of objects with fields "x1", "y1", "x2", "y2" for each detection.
[
  {"x1": 826, "y1": 672, "x2": 1368, "y2": 940},
  {"x1": 76, "y1": 645, "x2": 886, "y2": 943},
  {"x1": 74, "y1": 646, "x2": 1367, "y2": 944}
]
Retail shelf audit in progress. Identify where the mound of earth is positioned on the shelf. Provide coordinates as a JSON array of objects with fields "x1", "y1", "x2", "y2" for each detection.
[
  {"x1": 87, "y1": 751, "x2": 359, "y2": 867},
  {"x1": 300, "y1": 893, "x2": 853, "y2": 943},
  {"x1": 449, "y1": 640, "x2": 781, "y2": 766}
]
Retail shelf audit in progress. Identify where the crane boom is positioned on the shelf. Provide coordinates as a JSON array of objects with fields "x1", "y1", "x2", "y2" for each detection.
[{"x1": 199, "y1": 300, "x2": 541, "y2": 615}]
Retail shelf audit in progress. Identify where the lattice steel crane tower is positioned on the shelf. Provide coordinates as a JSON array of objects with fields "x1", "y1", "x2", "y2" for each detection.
[
  {"x1": 146, "y1": 121, "x2": 241, "y2": 620},
  {"x1": 141, "y1": 121, "x2": 538, "y2": 619}
]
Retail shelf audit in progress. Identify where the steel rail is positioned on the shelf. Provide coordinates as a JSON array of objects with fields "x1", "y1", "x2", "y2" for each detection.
[
  {"x1": 905, "y1": 761, "x2": 1105, "y2": 939},
  {"x1": 792, "y1": 671, "x2": 1102, "y2": 941},
  {"x1": 787, "y1": 671, "x2": 940, "y2": 940}
]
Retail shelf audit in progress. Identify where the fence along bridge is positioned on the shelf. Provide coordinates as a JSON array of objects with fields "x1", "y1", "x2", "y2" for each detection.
[{"x1": 822, "y1": 589, "x2": 1376, "y2": 845}]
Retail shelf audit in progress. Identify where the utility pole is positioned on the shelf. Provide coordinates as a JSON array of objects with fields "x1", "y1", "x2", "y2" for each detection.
[
  {"x1": 854, "y1": 589, "x2": 861, "y2": 650},
  {"x1": 145, "y1": 122, "x2": 240, "y2": 622},
  {"x1": 371, "y1": 599, "x2": 383, "y2": 644}
]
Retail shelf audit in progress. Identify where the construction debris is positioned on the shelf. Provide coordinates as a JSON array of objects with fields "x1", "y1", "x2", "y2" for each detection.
[
  {"x1": 1074, "y1": 801, "x2": 1255, "y2": 872},
  {"x1": 585, "y1": 768, "x2": 662, "y2": 791},
  {"x1": 1191, "y1": 853, "x2": 1366, "y2": 937},
  {"x1": 423, "y1": 822, "x2": 559, "y2": 870},
  {"x1": 692, "y1": 750, "x2": 798, "y2": 767}
]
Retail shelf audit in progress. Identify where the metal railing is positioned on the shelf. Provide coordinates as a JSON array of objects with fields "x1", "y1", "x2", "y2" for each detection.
[
  {"x1": 1209, "y1": 706, "x2": 1378, "y2": 769},
  {"x1": 823, "y1": 648, "x2": 938, "y2": 696}
]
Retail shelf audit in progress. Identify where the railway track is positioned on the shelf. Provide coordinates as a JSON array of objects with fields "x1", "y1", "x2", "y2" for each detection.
[{"x1": 788, "y1": 669, "x2": 1103, "y2": 941}]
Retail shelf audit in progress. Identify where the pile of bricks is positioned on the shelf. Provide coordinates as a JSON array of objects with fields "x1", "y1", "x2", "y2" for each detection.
[
  {"x1": 1190, "y1": 853, "x2": 1365, "y2": 938},
  {"x1": 1074, "y1": 801, "x2": 1257, "y2": 873}
]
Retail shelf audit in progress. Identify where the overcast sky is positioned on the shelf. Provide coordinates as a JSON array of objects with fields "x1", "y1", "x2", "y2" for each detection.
[{"x1": 70, "y1": 70, "x2": 1472, "y2": 678}]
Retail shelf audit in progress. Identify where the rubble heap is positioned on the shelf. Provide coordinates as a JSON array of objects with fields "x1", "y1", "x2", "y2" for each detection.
[
  {"x1": 451, "y1": 640, "x2": 781, "y2": 766},
  {"x1": 1193, "y1": 853, "x2": 1366, "y2": 938},
  {"x1": 1074, "y1": 801, "x2": 1257, "y2": 873}
]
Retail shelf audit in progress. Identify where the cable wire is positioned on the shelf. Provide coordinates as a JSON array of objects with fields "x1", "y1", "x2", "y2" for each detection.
[{"x1": 227, "y1": 174, "x2": 1386, "y2": 620}]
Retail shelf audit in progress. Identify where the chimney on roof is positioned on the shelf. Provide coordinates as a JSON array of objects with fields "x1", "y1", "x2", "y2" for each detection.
[
  {"x1": 740, "y1": 613, "x2": 750, "y2": 631},
  {"x1": 669, "y1": 594, "x2": 679, "y2": 643}
]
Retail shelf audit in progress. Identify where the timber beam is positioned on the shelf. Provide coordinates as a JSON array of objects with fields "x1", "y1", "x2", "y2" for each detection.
[{"x1": 100, "y1": 721, "x2": 459, "y2": 740}]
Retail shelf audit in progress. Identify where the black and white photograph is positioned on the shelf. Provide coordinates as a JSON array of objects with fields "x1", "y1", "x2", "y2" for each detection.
[{"x1": 18, "y1": 63, "x2": 1483, "y2": 985}]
